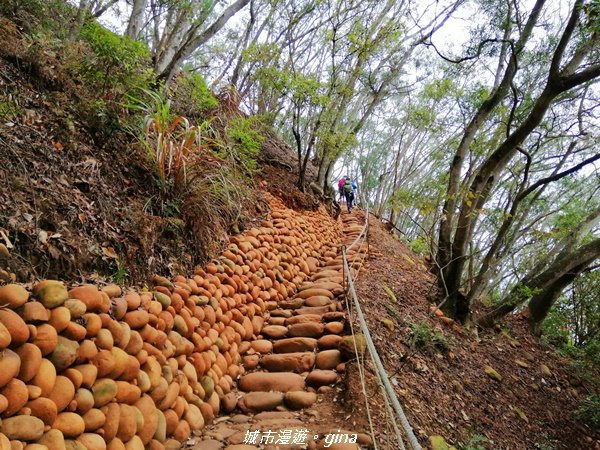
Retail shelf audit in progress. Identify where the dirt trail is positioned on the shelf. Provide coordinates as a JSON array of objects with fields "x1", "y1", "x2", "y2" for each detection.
[{"x1": 190, "y1": 210, "x2": 372, "y2": 450}]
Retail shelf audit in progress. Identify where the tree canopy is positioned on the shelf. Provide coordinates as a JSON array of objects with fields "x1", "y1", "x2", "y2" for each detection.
[{"x1": 12, "y1": 0, "x2": 600, "y2": 338}]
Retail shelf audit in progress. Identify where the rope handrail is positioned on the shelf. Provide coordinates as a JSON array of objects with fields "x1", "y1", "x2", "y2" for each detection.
[
  {"x1": 340, "y1": 201, "x2": 422, "y2": 450},
  {"x1": 343, "y1": 191, "x2": 368, "y2": 253},
  {"x1": 342, "y1": 272, "x2": 381, "y2": 450},
  {"x1": 342, "y1": 250, "x2": 422, "y2": 450}
]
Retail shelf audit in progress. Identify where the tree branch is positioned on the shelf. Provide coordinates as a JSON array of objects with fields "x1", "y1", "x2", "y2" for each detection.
[
  {"x1": 92, "y1": 0, "x2": 118, "y2": 18},
  {"x1": 158, "y1": 0, "x2": 250, "y2": 81},
  {"x1": 516, "y1": 152, "x2": 600, "y2": 201},
  {"x1": 549, "y1": 0, "x2": 584, "y2": 78},
  {"x1": 423, "y1": 38, "x2": 513, "y2": 64}
]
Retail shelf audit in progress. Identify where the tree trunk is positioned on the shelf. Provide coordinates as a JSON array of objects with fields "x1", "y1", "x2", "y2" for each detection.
[
  {"x1": 479, "y1": 237, "x2": 600, "y2": 327},
  {"x1": 439, "y1": 0, "x2": 600, "y2": 321},
  {"x1": 436, "y1": 0, "x2": 547, "y2": 319},
  {"x1": 492, "y1": 0, "x2": 512, "y2": 89},
  {"x1": 68, "y1": 0, "x2": 91, "y2": 40},
  {"x1": 322, "y1": 161, "x2": 334, "y2": 195},
  {"x1": 157, "y1": 0, "x2": 250, "y2": 82},
  {"x1": 220, "y1": 0, "x2": 255, "y2": 88},
  {"x1": 526, "y1": 262, "x2": 587, "y2": 335},
  {"x1": 467, "y1": 145, "x2": 599, "y2": 305},
  {"x1": 126, "y1": 0, "x2": 147, "y2": 40}
]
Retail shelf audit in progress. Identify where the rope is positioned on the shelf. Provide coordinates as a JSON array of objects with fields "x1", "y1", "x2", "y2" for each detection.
[
  {"x1": 341, "y1": 262, "x2": 379, "y2": 450},
  {"x1": 340, "y1": 206, "x2": 379, "y2": 449},
  {"x1": 342, "y1": 252, "x2": 422, "y2": 450},
  {"x1": 340, "y1": 204, "x2": 422, "y2": 450},
  {"x1": 346, "y1": 220, "x2": 368, "y2": 253},
  {"x1": 380, "y1": 377, "x2": 406, "y2": 450}
]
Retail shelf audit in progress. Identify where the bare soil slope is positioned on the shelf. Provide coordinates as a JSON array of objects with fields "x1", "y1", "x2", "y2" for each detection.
[{"x1": 348, "y1": 211, "x2": 600, "y2": 450}]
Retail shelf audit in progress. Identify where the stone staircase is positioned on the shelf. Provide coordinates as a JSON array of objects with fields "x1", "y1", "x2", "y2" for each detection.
[{"x1": 191, "y1": 211, "x2": 372, "y2": 450}]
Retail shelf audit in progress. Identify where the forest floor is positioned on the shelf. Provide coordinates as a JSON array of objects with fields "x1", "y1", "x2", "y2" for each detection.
[{"x1": 345, "y1": 209, "x2": 600, "y2": 450}]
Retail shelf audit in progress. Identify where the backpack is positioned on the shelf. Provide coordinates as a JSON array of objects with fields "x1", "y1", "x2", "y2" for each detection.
[
  {"x1": 338, "y1": 178, "x2": 345, "y2": 189},
  {"x1": 344, "y1": 179, "x2": 353, "y2": 194}
]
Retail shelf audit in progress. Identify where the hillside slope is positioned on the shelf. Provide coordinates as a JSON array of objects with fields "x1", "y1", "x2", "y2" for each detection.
[
  {"x1": 350, "y1": 216, "x2": 600, "y2": 449},
  {"x1": 0, "y1": 17, "x2": 323, "y2": 286}
]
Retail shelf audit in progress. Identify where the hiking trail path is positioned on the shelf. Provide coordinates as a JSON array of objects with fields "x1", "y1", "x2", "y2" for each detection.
[{"x1": 189, "y1": 208, "x2": 372, "y2": 450}]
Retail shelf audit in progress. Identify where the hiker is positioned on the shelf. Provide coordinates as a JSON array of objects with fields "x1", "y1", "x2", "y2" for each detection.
[
  {"x1": 343, "y1": 177, "x2": 356, "y2": 212},
  {"x1": 338, "y1": 176, "x2": 346, "y2": 202}
]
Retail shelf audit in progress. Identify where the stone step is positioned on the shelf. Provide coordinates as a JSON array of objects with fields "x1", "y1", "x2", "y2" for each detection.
[
  {"x1": 268, "y1": 317, "x2": 287, "y2": 326},
  {"x1": 298, "y1": 281, "x2": 343, "y2": 294},
  {"x1": 306, "y1": 370, "x2": 338, "y2": 388},
  {"x1": 279, "y1": 298, "x2": 304, "y2": 310},
  {"x1": 273, "y1": 337, "x2": 318, "y2": 353},
  {"x1": 190, "y1": 213, "x2": 372, "y2": 450},
  {"x1": 238, "y1": 372, "x2": 305, "y2": 392},
  {"x1": 324, "y1": 321, "x2": 344, "y2": 334},
  {"x1": 311, "y1": 270, "x2": 341, "y2": 281},
  {"x1": 322, "y1": 311, "x2": 345, "y2": 322},
  {"x1": 293, "y1": 288, "x2": 334, "y2": 300},
  {"x1": 261, "y1": 325, "x2": 289, "y2": 339},
  {"x1": 308, "y1": 276, "x2": 344, "y2": 286},
  {"x1": 284, "y1": 391, "x2": 317, "y2": 410},
  {"x1": 288, "y1": 322, "x2": 325, "y2": 338},
  {"x1": 315, "y1": 349, "x2": 342, "y2": 370},
  {"x1": 317, "y1": 334, "x2": 343, "y2": 350},
  {"x1": 260, "y1": 352, "x2": 316, "y2": 373},
  {"x1": 303, "y1": 296, "x2": 333, "y2": 307},
  {"x1": 294, "y1": 305, "x2": 333, "y2": 316},
  {"x1": 236, "y1": 390, "x2": 318, "y2": 415},
  {"x1": 251, "y1": 339, "x2": 273, "y2": 354},
  {"x1": 238, "y1": 392, "x2": 284, "y2": 413},
  {"x1": 324, "y1": 260, "x2": 342, "y2": 268},
  {"x1": 285, "y1": 314, "x2": 323, "y2": 325},
  {"x1": 242, "y1": 354, "x2": 260, "y2": 370}
]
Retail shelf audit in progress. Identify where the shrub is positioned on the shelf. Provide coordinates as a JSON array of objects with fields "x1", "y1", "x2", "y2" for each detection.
[
  {"x1": 128, "y1": 85, "x2": 255, "y2": 261},
  {"x1": 172, "y1": 72, "x2": 219, "y2": 115},
  {"x1": 183, "y1": 165, "x2": 251, "y2": 240},
  {"x1": 0, "y1": 0, "x2": 72, "y2": 37},
  {"x1": 110, "y1": 261, "x2": 128, "y2": 285},
  {"x1": 408, "y1": 321, "x2": 449, "y2": 354},
  {"x1": 129, "y1": 89, "x2": 252, "y2": 236},
  {"x1": 76, "y1": 21, "x2": 152, "y2": 96},
  {"x1": 456, "y1": 434, "x2": 490, "y2": 450},
  {"x1": 0, "y1": 98, "x2": 20, "y2": 121},
  {"x1": 223, "y1": 116, "x2": 264, "y2": 174},
  {"x1": 133, "y1": 89, "x2": 215, "y2": 201},
  {"x1": 533, "y1": 441, "x2": 558, "y2": 450},
  {"x1": 574, "y1": 395, "x2": 600, "y2": 431},
  {"x1": 409, "y1": 237, "x2": 429, "y2": 255},
  {"x1": 541, "y1": 308, "x2": 570, "y2": 347}
]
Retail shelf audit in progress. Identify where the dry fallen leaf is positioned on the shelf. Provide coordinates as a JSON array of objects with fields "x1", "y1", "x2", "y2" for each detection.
[
  {"x1": 38, "y1": 230, "x2": 48, "y2": 244},
  {"x1": 102, "y1": 246, "x2": 118, "y2": 259},
  {"x1": 0, "y1": 230, "x2": 14, "y2": 248}
]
